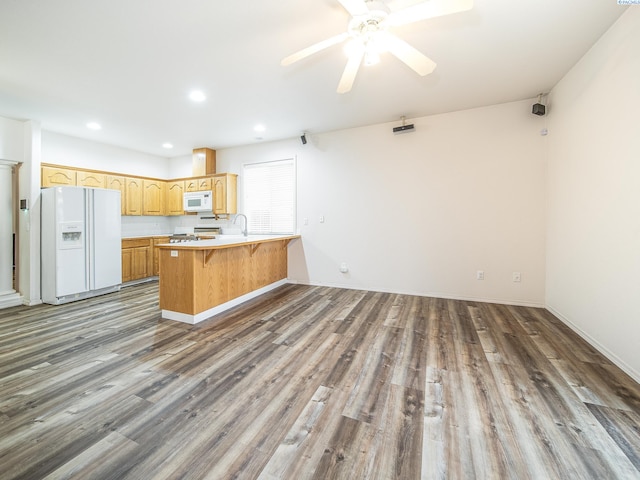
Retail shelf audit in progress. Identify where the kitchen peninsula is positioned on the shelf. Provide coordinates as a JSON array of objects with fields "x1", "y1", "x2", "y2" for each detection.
[{"x1": 157, "y1": 235, "x2": 300, "y2": 323}]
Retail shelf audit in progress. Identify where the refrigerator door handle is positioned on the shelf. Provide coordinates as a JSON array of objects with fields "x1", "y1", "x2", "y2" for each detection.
[{"x1": 86, "y1": 189, "x2": 94, "y2": 291}]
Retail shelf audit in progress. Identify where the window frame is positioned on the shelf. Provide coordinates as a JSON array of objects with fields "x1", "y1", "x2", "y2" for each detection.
[{"x1": 242, "y1": 157, "x2": 297, "y2": 235}]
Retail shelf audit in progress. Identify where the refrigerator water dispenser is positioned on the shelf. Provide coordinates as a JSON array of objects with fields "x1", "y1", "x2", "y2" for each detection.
[{"x1": 60, "y1": 222, "x2": 84, "y2": 249}]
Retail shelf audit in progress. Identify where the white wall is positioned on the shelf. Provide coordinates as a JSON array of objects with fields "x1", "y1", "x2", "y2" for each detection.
[
  {"x1": 546, "y1": 8, "x2": 640, "y2": 381},
  {"x1": 218, "y1": 99, "x2": 547, "y2": 306},
  {"x1": 0, "y1": 116, "x2": 25, "y2": 162},
  {"x1": 168, "y1": 154, "x2": 193, "y2": 179},
  {"x1": 42, "y1": 131, "x2": 170, "y2": 178}
]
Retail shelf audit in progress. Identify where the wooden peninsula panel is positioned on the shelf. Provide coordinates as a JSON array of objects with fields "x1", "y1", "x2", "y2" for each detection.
[{"x1": 158, "y1": 236, "x2": 299, "y2": 322}]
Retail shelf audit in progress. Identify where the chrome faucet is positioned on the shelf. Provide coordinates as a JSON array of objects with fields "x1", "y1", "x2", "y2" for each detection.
[{"x1": 234, "y1": 214, "x2": 248, "y2": 237}]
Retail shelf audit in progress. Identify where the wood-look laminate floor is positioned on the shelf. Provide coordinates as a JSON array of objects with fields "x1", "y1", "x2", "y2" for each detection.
[{"x1": 1, "y1": 283, "x2": 639, "y2": 480}]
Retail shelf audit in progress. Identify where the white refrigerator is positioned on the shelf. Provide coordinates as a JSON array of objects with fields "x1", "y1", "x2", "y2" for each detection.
[{"x1": 41, "y1": 186, "x2": 122, "y2": 305}]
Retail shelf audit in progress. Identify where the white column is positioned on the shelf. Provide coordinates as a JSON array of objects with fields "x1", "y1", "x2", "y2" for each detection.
[{"x1": 0, "y1": 164, "x2": 14, "y2": 295}]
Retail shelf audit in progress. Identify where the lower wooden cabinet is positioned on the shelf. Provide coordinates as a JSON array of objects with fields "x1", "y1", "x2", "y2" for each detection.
[
  {"x1": 122, "y1": 236, "x2": 171, "y2": 282},
  {"x1": 153, "y1": 237, "x2": 171, "y2": 275},
  {"x1": 121, "y1": 238, "x2": 153, "y2": 282},
  {"x1": 121, "y1": 248, "x2": 132, "y2": 282}
]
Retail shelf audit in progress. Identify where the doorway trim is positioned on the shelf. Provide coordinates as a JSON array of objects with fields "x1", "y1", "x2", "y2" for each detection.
[{"x1": 0, "y1": 159, "x2": 23, "y2": 309}]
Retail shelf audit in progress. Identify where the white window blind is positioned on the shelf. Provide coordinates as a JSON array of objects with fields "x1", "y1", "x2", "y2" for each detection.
[{"x1": 243, "y1": 158, "x2": 296, "y2": 234}]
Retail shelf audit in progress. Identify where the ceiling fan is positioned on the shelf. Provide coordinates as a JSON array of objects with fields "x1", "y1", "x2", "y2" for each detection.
[{"x1": 281, "y1": 0, "x2": 473, "y2": 93}]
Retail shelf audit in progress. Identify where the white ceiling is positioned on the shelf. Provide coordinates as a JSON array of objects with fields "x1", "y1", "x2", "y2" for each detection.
[{"x1": 0, "y1": 0, "x2": 628, "y2": 157}]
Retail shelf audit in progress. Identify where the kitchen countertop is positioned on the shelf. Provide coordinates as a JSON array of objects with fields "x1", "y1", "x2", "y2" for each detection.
[
  {"x1": 122, "y1": 234, "x2": 173, "y2": 239},
  {"x1": 156, "y1": 234, "x2": 300, "y2": 250}
]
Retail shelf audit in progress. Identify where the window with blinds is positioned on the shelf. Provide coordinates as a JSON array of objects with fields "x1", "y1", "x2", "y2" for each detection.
[{"x1": 243, "y1": 158, "x2": 296, "y2": 234}]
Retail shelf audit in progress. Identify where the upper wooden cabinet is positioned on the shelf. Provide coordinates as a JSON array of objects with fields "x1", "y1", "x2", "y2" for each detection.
[
  {"x1": 106, "y1": 175, "x2": 126, "y2": 215},
  {"x1": 41, "y1": 164, "x2": 237, "y2": 218},
  {"x1": 185, "y1": 177, "x2": 212, "y2": 192},
  {"x1": 42, "y1": 166, "x2": 76, "y2": 187},
  {"x1": 184, "y1": 178, "x2": 197, "y2": 192},
  {"x1": 213, "y1": 173, "x2": 237, "y2": 215},
  {"x1": 125, "y1": 177, "x2": 143, "y2": 215},
  {"x1": 165, "y1": 181, "x2": 184, "y2": 216},
  {"x1": 77, "y1": 171, "x2": 106, "y2": 188},
  {"x1": 197, "y1": 177, "x2": 212, "y2": 191},
  {"x1": 143, "y1": 179, "x2": 165, "y2": 215}
]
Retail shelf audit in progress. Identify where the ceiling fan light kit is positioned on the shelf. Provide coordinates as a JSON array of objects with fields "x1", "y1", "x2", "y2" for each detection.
[{"x1": 281, "y1": 0, "x2": 474, "y2": 93}]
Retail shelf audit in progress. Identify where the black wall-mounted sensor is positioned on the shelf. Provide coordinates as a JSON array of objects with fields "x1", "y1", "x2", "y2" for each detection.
[
  {"x1": 532, "y1": 103, "x2": 546, "y2": 116},
  {"x1": 392, "y1": 124, "x2": 415, "y2": 133}
]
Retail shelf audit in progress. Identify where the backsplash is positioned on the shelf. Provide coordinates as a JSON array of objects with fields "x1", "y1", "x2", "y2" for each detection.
[
  {"x1": 120, "y1": 216, "x2": 172, "y2": 237},
  {"x1": 171, "y1": 214, "x2": 233, "y2": 230},
  {"x1": 120, "y1": 214, "x2": 237, "y2": 237}
]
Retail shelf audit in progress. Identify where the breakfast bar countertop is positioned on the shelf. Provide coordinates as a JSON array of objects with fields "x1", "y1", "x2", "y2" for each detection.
[
  {"x1": 158, "y1": 234, "x2": 301, "y2": 324},
  {"x1": 155, "y1": 234, "x2": 300, "y2": 250}
]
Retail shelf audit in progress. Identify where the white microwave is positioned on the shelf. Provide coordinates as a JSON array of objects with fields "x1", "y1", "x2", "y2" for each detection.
[{"x1": 183, "y1": 190, "x2": 213, "y2": 212}]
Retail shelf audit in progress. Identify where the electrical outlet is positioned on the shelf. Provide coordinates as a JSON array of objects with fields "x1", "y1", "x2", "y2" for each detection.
[
  {"x1": 319, "y1": 216, "x2": 325, "y2": 223},
  {"x1": 476, "y1": 270, "x2": 484, "y2": 280},
  {"x1": 303, "y1": 217, "x2": 308, "y2": 225},
  {"x1": 513, "y1": 272, "x2": 521, "y2": 282}
]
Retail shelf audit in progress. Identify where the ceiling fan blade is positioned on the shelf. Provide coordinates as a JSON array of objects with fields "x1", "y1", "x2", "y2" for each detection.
[
  {"x1": 337, "y1": 49, "x2": 364, "y2": 94},
  {"x1": 281, "y1": 33, "x2": 349, "y2": 66},
  {"x1": 337, "y1": 0, "x2": 370, "y2": 17},
  {"x1": 387, "y1": 0, "x2": 473, "y2": 26},
  {"x1": 381, "y1": 32, "x2": 436, "y2": 76}
]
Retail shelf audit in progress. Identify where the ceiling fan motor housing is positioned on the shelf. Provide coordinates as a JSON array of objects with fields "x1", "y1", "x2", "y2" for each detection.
[{"x1": 348, "y1": 10, "x2": 388, "y2": 38}]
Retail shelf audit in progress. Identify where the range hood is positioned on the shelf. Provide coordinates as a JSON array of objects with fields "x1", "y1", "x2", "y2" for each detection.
[{"x1": 193, "y1": 147, "x2": 216, "y2": 176}]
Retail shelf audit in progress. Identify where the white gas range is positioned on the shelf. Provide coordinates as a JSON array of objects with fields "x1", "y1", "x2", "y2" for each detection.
[{"x1": 169, "y1": 225, "x2": 220, "y2": 243}]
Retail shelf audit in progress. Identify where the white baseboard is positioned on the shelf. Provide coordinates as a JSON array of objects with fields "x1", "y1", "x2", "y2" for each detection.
[
  {"x1": 122, "y1": 276, "x2": 158, "y2": 287},
  {"x1": 545, "y1": 304, "x2": 640, "y2": 385},
  {"x1": 162, "y1": 279, "x2": 289, "y2": 325},
  {"x1": 0, "y1": 293, "x2": 23, "y2": 309},
  {"x1": 289, "y1": 279, "x2": 545, "y2": 308}
]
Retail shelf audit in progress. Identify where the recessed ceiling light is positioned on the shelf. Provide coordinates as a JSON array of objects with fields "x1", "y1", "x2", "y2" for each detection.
[
  {"x1": 254, "y1": 124, "x2": 266, "y2": 133},
  {"x1": 189, "y1": 90, "x2": 206, "y2": 102},
  {"x1": 162, "y1": 143, "x2": 174, "y2": 149},
  {"x1": 86, "y1": 122, "x2": 101, "y2": 130}
]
